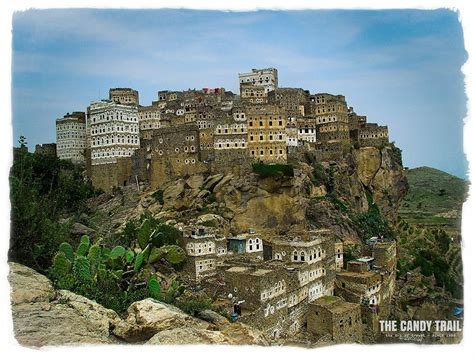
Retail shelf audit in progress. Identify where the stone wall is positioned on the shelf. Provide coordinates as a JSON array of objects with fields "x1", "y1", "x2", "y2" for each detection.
[
  {"x1": 307, "y1": 296, "x2": 362, "y2": 343},
  {"x1": 35, "y1": 143, "x2": 57, "y2": 157},
  {"x1": 90, "y1": 157, "x2": 135, "y2": 192}
]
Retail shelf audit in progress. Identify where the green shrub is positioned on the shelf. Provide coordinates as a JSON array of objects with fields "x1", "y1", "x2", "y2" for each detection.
[
  {"x1": 175, "y1": 293, "x2": 212, "y2": 316},
  {"x1": 151, "y1": 190, "x2": 164, "y2": 204},
  {"x1": 252, "y1": 163, "x2": 294, "y2": 178}
]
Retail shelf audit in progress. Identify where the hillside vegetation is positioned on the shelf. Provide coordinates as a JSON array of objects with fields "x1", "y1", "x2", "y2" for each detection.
[{"x1": 398, "y1": 166, "x2": 468, "y2": 232}]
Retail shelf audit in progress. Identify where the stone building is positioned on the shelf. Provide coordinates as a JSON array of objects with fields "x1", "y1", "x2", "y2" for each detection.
[
  {"x1": 227, "y1": 232, "x2": 264, "y2": 257},
  {"x1": 212, "y1": 113, "x2": 252, "y2": 174},
  {"x1": 307, "y1": 296, "x2": 362, "y2": 343},
  {"x1": 285, "y1": 117, "x2": 299, "y2": 147},
  {"x1": 88, "y1": 100, "x2": 140, "y2": 191},
  {"x1": 34, "y1": 143, "x2": 57, "y2": 157},
  {"x1": 239, "y1": 68, "x2": 278, "y2": 94},
  {"x1": 335, "y1": 241, "x2": 344, "y2": 272},
  {"x1": 246, "y1": 104, "x2": 287, "y2": 163},
  {"x1": 138, "y1": 103, "x2": 161, "y2": 140},
  {"x1": 136, "y1": 124, "x2": 207, "y2": 188},
  {"x1": 214, "y1": 229, "x2": 338, "y2": 338},
  {"x1": 348, "y1": 108, "x2": 367, "y2": 131},
  {"x1": 297, "y1": 117, "x2": 317, "y2": 144},
  {"x1": 158, "y1": 90, "x2": 183, "y2": 102},
  {"x1": 240, "y1": 83, "x2": 268, "y2": 104},
  {"x1": 179, "y1": 224, "x2": 227, "y2": 281},
  {"x1": 308, "y1": 93, "x2": 348, "y2": 116},
  {"x1": 267, "y1": 88, "x2": 309, "y2": 116},
  {"x1": 109, "y1": 88, "x2": 139, "y2": 106},
  {"x1": 335, "y1": 270, "x2": 383, "y2": 306},
  {"x1": 353, "y1": 123, "x2": 389, "y2": 147},
  {"x1": 56, "y1": 111, "x2": 87, "y2": 164}
]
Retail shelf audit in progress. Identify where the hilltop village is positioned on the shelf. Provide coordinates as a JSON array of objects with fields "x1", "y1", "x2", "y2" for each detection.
[{"x1": 35, "y1": 68, "x2": 398, "y2": 343}]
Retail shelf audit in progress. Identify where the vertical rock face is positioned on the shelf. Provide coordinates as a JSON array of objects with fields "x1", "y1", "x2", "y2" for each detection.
[
  {"x1": 370, "y1": 147, "x2": 408, "y2": 221},
  {"x1": 354, "y1": 147, "x2": 382, "y2": 187},
  {"x1": 345, "y1": 145, "x2": 407, "y2": 222}
]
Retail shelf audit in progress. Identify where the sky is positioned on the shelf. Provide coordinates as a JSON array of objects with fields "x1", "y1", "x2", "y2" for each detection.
[{"x1": 11, "y1": 8, "x2": 468, "y2": 178}]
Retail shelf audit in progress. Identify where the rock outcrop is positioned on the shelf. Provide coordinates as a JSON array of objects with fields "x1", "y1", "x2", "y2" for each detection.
[
  {"x1": 8, "y1": 262, "x2": 268, "y2": 347},
  {"x1": 85, "y1": 145, "x2": 407, "y2": 245},
  {"x1": 9, "y1": 262, "x2": 121, "y2": 346}
]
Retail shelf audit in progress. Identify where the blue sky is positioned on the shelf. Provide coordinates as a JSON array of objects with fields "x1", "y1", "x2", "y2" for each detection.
[{"x1": 12, "y1": 9, "x2": 468, "y2": 177}]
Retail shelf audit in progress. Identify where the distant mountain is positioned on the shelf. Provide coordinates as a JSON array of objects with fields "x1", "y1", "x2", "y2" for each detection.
[{"x1": 398, "y1": 166, "x2": 469, "y2": 232}]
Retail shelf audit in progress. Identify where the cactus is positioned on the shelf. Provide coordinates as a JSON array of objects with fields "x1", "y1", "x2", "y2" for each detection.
[
  {"x1": 59, "y1": 242, "x2": 74, "y2": 262},
  {"x1": 151, "y1": 231, "x2": 164, "y2": 248},
  {"x1": 161, "y1": 245, "x2": 186, "y2": 265},
  {"x1": 148, "y1": 276, "x2": 161, "y2": 300},
  {"x1": 76, "y1": 235, "x2": 91, "y2": 257},
  {"x1": 137, "y1": 219, "x2": 153, "y2": 249},
  {"x1": 110, "y1": 246, "x2": 126, "y2": 258},
  {"x1": 87, "y1": 244, "x2": 101, "y2": 275},
  {"x1": 74, "y1": 256, "x2": 92, "y2": 283},
  {"x1": 125, "y1": 250, "x2": 135, "y2": 263},
  {"x1": 57, "y1": 274, "x2": 75, "y2": 290},
  {"x1": 80, "y1": 235, "x2": 90, "y2": 244},
  {"x1": 134, "y1": 252, "x2": 144, "y2": 272},
  {"x1": 51, "y1": 251, "x2": 72, "y2": 279},
  {"x1": 147, "y1": 247, "x2": 165, "y2": 264}
]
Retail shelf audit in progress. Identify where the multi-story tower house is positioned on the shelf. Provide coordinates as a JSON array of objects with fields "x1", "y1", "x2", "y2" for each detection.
[
  {"x1": 56, "y1": 111, "x2": 86, "y2": 164},
  {"x1": 136, "y1": 124, "x2": 206, "y2": 188},
  {"x1": 179, "y1": 224, "x2": 227, "y2": 282},
  {"x1": 88, "y1": 100, "x2": 140, "y2": 190},
  {"x1": 239, "y1": 68, "x2": 278, "y2": 103},
  {"x1": 213, "y1": 112, "x2": 250, "y2": 173},
  {"x1": 309, "y1": 94, "x2": 351, "y2": 160},
  {"x1": 246, "y1": 104, "x2": 287, "y2": 163},
  {"x1": 158, "y1": 90, "x2": 183, "y2": 102},
  {"x1": 109, "y1": 88, "x2": 139, "y2": 106},
  {"x1": 267, "y1": 88, "x2": 309, "y2": 116},
  {"x1": 138, "y1": 103, "x2": 162, "y2": 140},
  {"x1": 297, "y1": 117, "x2": 317, "y2": 144},
  {"x1": 240, "y1": 83, "x2": 268, "y2": 104}
]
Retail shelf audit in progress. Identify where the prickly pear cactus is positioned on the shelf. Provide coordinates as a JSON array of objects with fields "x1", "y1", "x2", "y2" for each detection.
[
  {"x1": 73, "y1": 256, "x2": 92, "y2": 283},
  {"x1": 59, "y1": 242, "x2": 74, "y2": 262},
  {"x1": 151, "y1": 231, "x2": 164, "y2": 248},
  {"x1": 148, "y1": 276, "x2": 161, "y2": 300},
  {"x1": 110, "y1": 246, "x2": 126, "y2": 258},
  {"x1": 134, "y1": 252, "x2": 144, "y2": 272},
  {"x1": 137, "y1": 219, "x2": 154, "y2": 249},
  {"x1": 161, "y1": 245, "x2": 186, "y2": 265},
  {"x1": 76, "y1": 235, "x2": 91, "y2": 257},
  {"x1": 87, "y1": 244, "x2": 101, "y2": 275},
  {"x1": 51, "y1": 251, "x2": 72, "y2": 279},
  {"x1": 125, "y1": 250, "x2": 135, "y2": 263}
]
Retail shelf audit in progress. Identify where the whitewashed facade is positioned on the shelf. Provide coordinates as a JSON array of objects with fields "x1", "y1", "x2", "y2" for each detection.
[
  {"x1": 239, "y1": 68, "x2": 278, "y2": 93},
  {"x1": 56, "y1": 112, "x2": 86, "y2": 164},
  {"x1": 88, "y1": 100, "x2": 140, "y2": 166}
]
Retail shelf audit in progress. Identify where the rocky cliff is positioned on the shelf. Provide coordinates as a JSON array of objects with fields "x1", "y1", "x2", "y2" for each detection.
[
  {"x1": 86, "y1": 145, "x2": 407, "y2": 245},
  {"x1": 8, "y1": 262, "x2": 269, "y2": 347}
]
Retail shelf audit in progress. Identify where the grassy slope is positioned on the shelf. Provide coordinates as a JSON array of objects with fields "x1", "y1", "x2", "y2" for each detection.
[{"x1": 398, "y1": 166, "x2": 468, "y2": 232}]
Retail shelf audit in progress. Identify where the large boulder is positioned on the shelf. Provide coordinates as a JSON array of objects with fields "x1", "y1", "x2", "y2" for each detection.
[
  {"x1": 8, "y1": 263, "x2": 121, "y2": 347},
  {"x1": 113, "y1": 298, "x2": 209, "y2": 342},
  {"x1": 146, "y1": 327, "x2": 231, "y2": 345},
  {"x1": 8, "y1": 263, "x2": 54, "y2": 305},
  {"x1": 70, "y1": 222, "x2": 96, "y2": 238}
]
